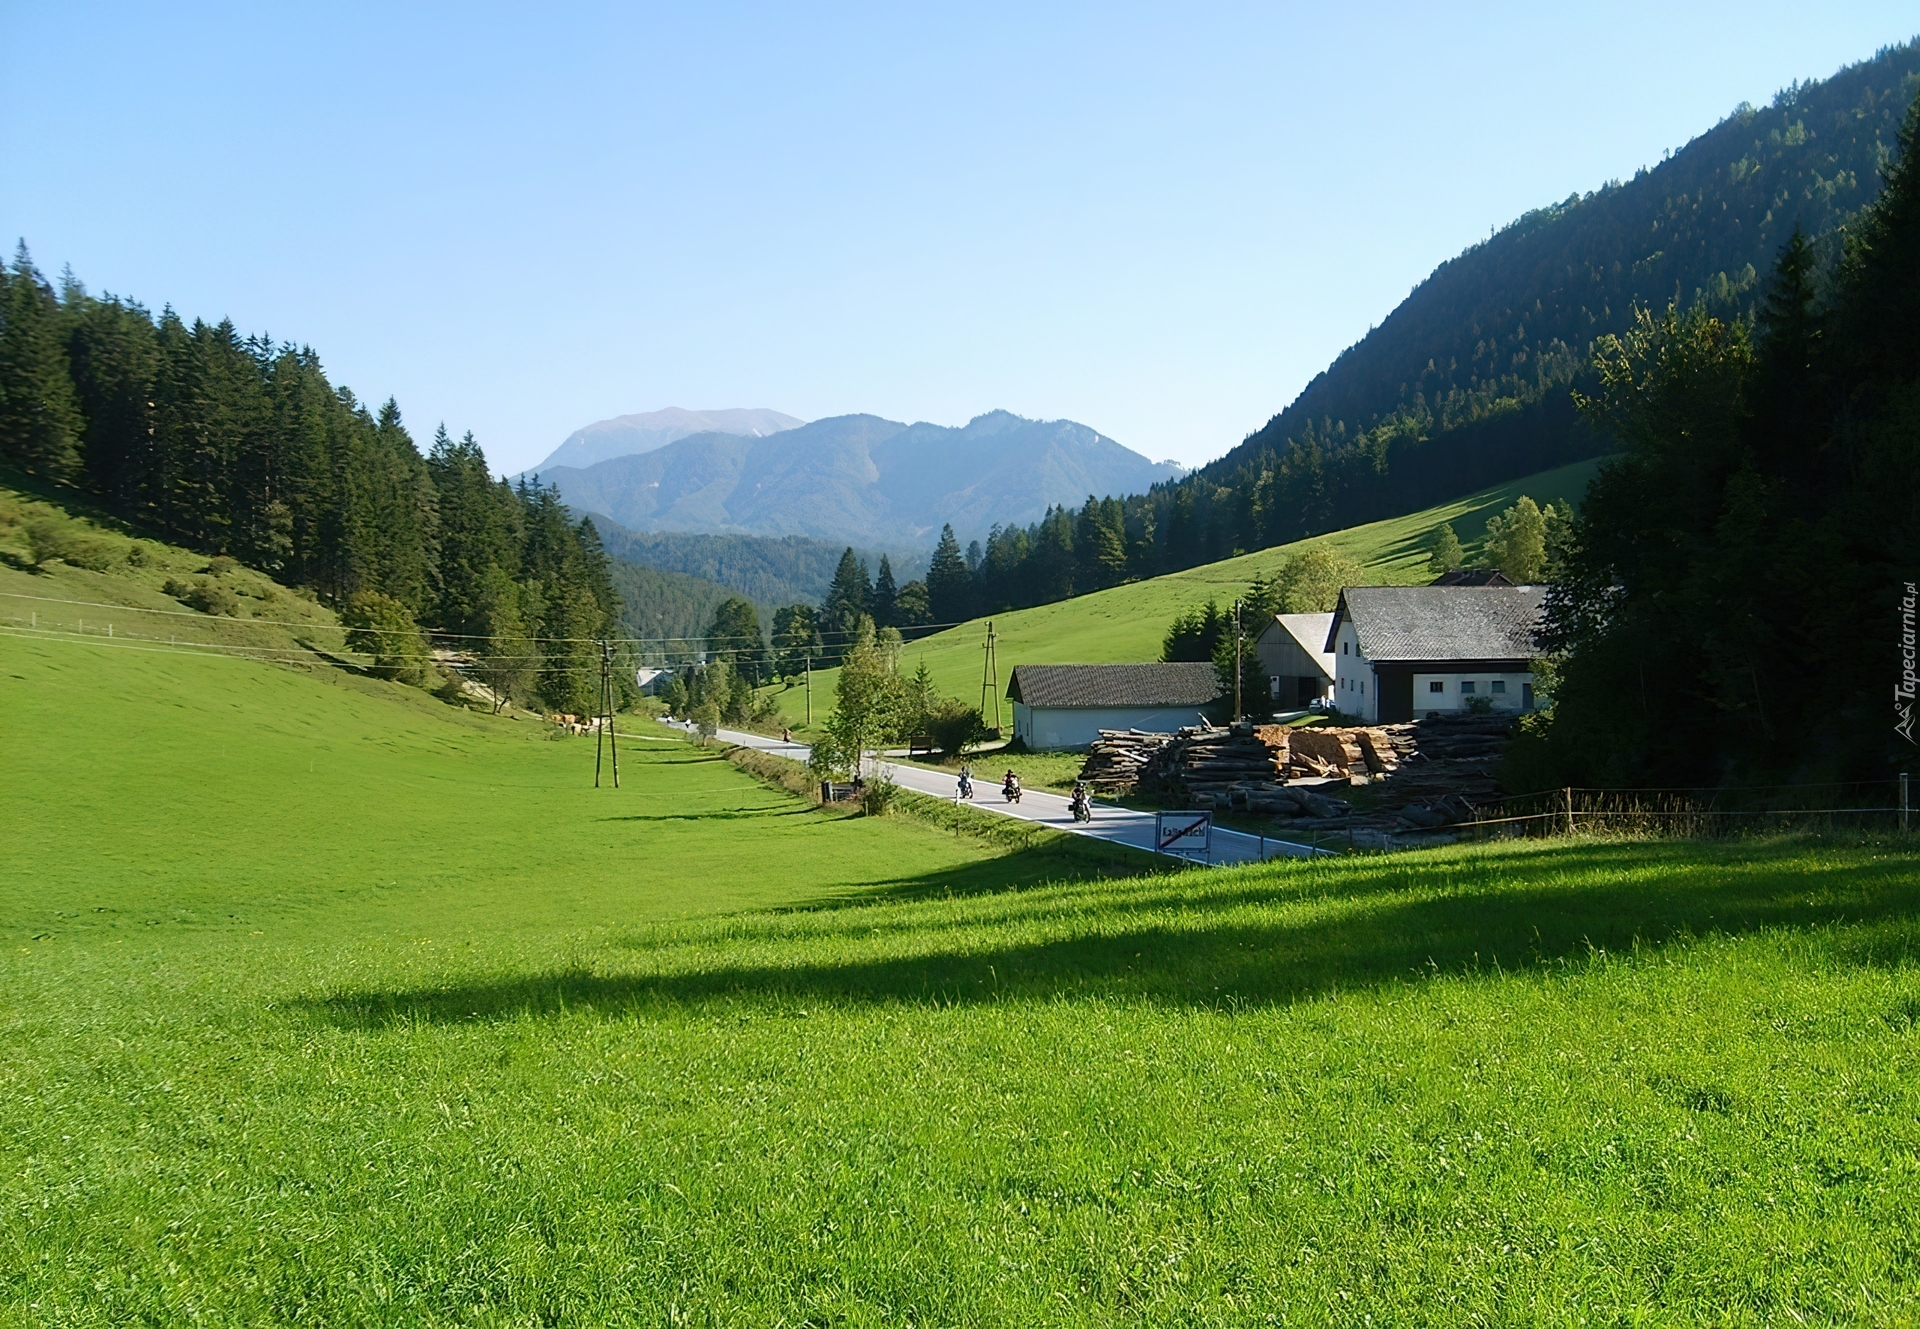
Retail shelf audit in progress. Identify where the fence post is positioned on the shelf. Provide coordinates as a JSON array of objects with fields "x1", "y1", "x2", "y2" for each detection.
[
  {"x1": 1902, "y1": 772, "x2": 1910, "y2": 834},
  {"x1": 1563, "y1": 787, "x2": 1574, "y2": 837}
]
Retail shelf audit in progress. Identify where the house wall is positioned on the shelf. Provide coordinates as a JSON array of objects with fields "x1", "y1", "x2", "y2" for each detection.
[
  {"x1": 1412, "y1": 671, "x2": 1535, "y2": 715},
  {"x1": 1332, "y1": 619, "x2": 1378, "y2": 722},
  {"x1": 1014, "y1": 702, "x2": 1215, "y2": 751}
]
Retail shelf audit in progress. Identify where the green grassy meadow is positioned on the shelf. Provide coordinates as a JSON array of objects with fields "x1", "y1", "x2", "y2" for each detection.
[
  {"x1": 763, "y1": 457, "x2": 1603, "y2": 734},
  {"x1": 8, "y1": 612, "x2": 1920, "y2": 1322}
]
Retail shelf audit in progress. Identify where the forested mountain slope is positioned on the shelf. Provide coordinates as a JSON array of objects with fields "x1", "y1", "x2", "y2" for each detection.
[
  {"x1": 1141, "y1": 40, "x2": 1920, "y2": 560},
  {"x1": 0, "y1": 251, "x2": 624, "y2": 715},
  {"x1": 592, "y1": 519, "x2": 918, "y2": 608}
]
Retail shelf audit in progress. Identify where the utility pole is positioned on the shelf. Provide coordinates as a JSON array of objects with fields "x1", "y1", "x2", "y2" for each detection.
[
  {"x1": 979, "y1": 621, "x2": 1000, "y2": 733},
  {"x1": 805, "y1": 651, "x2": 813, "y2": 727},
  {"x1": 594, "y1": 640, "x2": 620, "y2": 788},
  {"x1": 1232, "y1": 601, "x2": 1243, "y2": 722}
]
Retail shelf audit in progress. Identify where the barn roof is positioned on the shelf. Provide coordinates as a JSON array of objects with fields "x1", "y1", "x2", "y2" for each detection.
[
  {"x1": 1328, "y1": 585, "x2": 1547, "y2": 662},
  {"x1": 1006, "y1": 662, "x2": 1222, "y2": 709},
  {"x1": 1263, "y1": 612, "x2": 1336, "y2": 682}
]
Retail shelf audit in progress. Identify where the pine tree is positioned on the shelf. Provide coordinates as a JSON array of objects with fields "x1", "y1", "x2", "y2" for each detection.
[
  {"x1": 0, "y1": 244, "x2": 84, "y2": 478},
  {"x1": 870, "y1": 555, "x2": 898, "y2": 628},
  {"x1": 821, "y1": 548, "x2": 872, "y2": 649},
  {"x1": 925, "y1": 524, "x2": 971, "y2": 624}
]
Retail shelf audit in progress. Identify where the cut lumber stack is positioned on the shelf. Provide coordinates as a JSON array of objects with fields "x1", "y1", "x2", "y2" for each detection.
[{"x1": 1075, "y1": 729, "x2": 1177, "y2": 795}]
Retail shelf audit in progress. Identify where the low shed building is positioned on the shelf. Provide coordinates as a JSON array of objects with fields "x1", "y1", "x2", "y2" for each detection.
[
  {"x1": 1327, "y1": 585, "x2": 1547, "y2": 723},
  {"x1": 1254, "y1": 612, "x2": 1335, "y2": 708},
  {"x1": 1006, "y1": 663, "x2": 1222, "y2": 751}
]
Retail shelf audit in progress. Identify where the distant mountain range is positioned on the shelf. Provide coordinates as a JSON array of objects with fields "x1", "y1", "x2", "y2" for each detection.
[
  {"x1": 536, "y1": 410, "x2": 1184, "y2": 547},
  {"x1": 531, "y1": 407, "x2": 804, "y2": 472}
]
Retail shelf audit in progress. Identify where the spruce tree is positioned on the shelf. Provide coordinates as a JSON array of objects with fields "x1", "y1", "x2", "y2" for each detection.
[
  {"x1": 821, "y1": 548, "x2": 872, "y2": 648},
  {"x1": 925, "y1": 524, "x2": 971, "y2": 623},
  {"x1": 0, "y1": 244, "x2": 84, "y2": 478},
  {"x1": 870, "y1": 555, "x2": 898, "y2": 628}
]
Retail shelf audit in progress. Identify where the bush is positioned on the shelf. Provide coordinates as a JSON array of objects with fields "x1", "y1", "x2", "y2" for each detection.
[
  {"x1": 341, "y1": 591, "x2": 430, "y2": 685},
  {"x1": 126, "y1": 543, "x2": 150, "y2": 567},
  {"x1": 202, "y1": 555, "x2": 237, "y2": 577},
  {"x1": 859, "y1": 769, "x2": 901, "y2": 817},
  {"x1": 23, "y1": 517, "x2": 111, "y2": 571},
  {"x1": 177, "y1": 579, "x2": 241, "y2": 616},
  {"x1": 926, "y1": 698, "x2": 989, "y2": 758}
]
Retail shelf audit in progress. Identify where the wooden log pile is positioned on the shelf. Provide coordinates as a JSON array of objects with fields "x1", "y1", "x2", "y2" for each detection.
[
  {"x1": 1077, "y1": 712, "x2": 1522, "y2": 847},
  {"x1": 1075, "y1": 728, "x2": 1179, "y2": 795}
]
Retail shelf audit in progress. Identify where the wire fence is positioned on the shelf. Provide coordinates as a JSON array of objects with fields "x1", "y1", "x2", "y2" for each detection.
[{"x1": 1462, "y1": 777, "x2": 1914, "y2": 840}]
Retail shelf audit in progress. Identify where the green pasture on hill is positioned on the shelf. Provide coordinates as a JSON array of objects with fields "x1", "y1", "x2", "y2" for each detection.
[
  {"x1": 7, "y1": 614, "x2": 1920, "y2": 1322},
  {"x1": 762, "y1": 456, "x2": 1602, "y2": 734}
]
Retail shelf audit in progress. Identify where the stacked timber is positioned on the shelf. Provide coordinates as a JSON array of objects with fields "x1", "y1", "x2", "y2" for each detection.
[{"x1": 1076, "y1": 729, "x2": 1177, "y2": 795}]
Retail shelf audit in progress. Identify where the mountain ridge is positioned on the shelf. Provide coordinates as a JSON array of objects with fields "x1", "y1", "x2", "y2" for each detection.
[
  {"x1": 531, "y1": 407, "x2": 803, "y2": 472},
  {"x1": 538, "y1": 409, "x2": 1182, "y2": 546}
]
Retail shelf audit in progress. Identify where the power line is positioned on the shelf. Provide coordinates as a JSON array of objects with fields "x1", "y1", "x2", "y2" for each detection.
[{"x1": 0, "y1": 592, "x2": 975, "y2": 649}]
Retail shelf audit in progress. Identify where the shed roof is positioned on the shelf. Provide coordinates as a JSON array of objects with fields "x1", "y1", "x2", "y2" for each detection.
[
  {"x1": 1006, "y1": 662, "x2": 1222, "y2": 709},
  {"x1": 1328, "y1": 585, "x2": 1547, "y2": 662}
]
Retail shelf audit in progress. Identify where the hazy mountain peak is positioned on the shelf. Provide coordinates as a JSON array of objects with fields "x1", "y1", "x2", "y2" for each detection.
[
  {"x1": 531, "y1": 407, "x2": 804, "y2": 473},
  {"x1": 536, "y1": 409, "x2": 1182, "y2": 546}
]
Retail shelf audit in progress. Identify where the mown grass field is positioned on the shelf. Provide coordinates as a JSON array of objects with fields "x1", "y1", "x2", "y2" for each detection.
[
  {"x1": 762, "y1": 457, "x2": 1602, "y2": 734},
  {"x1": 8, "y1": 609, "x2": 1920, "y2": 1322}
]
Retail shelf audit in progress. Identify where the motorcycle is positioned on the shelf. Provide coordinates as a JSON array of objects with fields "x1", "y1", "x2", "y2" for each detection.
[
  {"x1": 1002, "y1": 778, "x2": 1022, "y2": 805},
  {"x1": 1070, "y1": 791, "x2": 1092, "y2": 823},
  {"x1": 956, "y1": 774, "x2": 974, "y2": 800}
]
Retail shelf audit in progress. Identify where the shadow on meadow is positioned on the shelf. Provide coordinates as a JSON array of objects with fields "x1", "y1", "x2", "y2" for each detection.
[{"x1": 303, "y1": 836, "x2": 1920, "y2": 1028}]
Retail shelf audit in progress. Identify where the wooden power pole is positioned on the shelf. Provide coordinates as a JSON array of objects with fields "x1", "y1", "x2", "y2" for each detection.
[
  {"x1": 979, "y1": 620, "x2": 1000, "y2": 733},
  {"x1": 595, "y1": 640, "x2": 620, "y2": 788},
  {"x1": 1232, "y1": 601, "x2": 1243, "y2": 722}
]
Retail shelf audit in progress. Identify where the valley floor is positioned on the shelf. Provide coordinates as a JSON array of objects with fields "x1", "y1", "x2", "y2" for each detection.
[{"x1": 5, "y1": 629, "x2": 1920, "y2": 1325}]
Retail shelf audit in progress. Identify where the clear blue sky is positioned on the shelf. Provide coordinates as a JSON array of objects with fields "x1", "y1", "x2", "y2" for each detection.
[{"x1": 4, "y1": 3, "x2": 1914, "y2": 474}]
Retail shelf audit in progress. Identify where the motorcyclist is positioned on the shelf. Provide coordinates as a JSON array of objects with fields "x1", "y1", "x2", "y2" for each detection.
[
  {"x1": 1070, "y1": 780, "x2": 1092, "y2": 821},
  {"x1": 956, "y1": 765, "x2": 974, "y2": 799},
  {"x1": 1002, "y1": 769, "x2": 1021, "y2": 802}
]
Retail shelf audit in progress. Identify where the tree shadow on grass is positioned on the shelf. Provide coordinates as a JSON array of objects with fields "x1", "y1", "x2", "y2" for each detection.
[
  {"x1": 599, "y1": 806, "x2": 817, "y2": 823},
  {"x1": 300, "y1": 837, "x2": 1920, "y2": 1028}
]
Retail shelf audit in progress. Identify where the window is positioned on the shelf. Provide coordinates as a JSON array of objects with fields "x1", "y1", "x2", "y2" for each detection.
[
  {"x1": 1360, "y1": 681, "x2": 1365, "y2": 694},
  {"x1": 1460, "y1": 680, "x2": 1476, "y2": 694},
  {"x1": 1491, "y1": 679, "x2": 1506, "y2": 694},
  {"x1": 1342, "y1": 641, "x2": 1348, "y2": 655},
  {"x1": 1429, "y1": 680, "x2": 1444, "y2": 693}
]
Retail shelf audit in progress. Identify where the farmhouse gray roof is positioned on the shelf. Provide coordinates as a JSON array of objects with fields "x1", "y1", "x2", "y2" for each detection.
[
  {"x1": 1006, "y1": 663, "x2": 1223, "y2": 709},
  {"x1": 1328, "y1": 585, "x2": 1548, "y2": 662}
]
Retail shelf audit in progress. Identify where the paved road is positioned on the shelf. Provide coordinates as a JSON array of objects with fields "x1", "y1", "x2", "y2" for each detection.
[{"x1": 661, "y1": 719, "x2": 1329, "y2": 865}]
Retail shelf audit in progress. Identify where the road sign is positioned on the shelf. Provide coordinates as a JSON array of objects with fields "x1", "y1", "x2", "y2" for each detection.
[{"x1": 1155, "y1": 810, "x2": 1212, "y2": 859}]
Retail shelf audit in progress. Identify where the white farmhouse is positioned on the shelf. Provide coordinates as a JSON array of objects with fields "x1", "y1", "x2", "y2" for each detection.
[
  {"x1": 1006, "y1": 663, "x2": 1222, "y2": 751},
  {"x1": 1326, "y1": 585, "x2": 1548, "y2": 723}
]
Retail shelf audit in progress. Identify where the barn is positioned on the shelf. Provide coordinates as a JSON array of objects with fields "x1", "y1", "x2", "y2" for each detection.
[
  {"x1": 1254, "y1": 612, "x2": 1335, "y2": 708},
  {"x1": 1006, "y1": 663, "x2": 1222, "y2": 751}
]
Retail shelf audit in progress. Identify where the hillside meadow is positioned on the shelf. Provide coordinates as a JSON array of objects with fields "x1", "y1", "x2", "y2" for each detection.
[
  {"x1": 763, "y1": 457, "x2": 1600, "y2": 734},
  {"x1": 6, "y1": 598, "x2": 1920, "y2": 1321}
]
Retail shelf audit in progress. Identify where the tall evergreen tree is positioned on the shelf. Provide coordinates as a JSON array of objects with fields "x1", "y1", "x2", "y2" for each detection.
[
  {"x1": 870, "y1": 554, "x2": 898, "y2": 628},
  {"x1": 0, "y1": 244, "x2": 84, "y2": 478},
  {"x1": 820, "y1": 547, "x2": 872, "y2": 646},
  {"x1": 925, "y1": 523, "x2": 971, "y2": 623}
]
